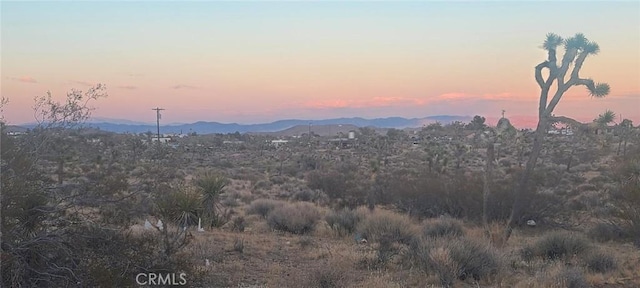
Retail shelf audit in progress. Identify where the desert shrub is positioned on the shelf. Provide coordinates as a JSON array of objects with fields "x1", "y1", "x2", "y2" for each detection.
[
  {"x1": 448, "y1": 238, "x2": 500, "y2": 281},
  {"x1": 325, "y1": 208, "x2": 362, "y2": 236},
  {"x1": 588, "y1": 222, "x2": 627, "y2": 242},
  {"x1": 306, "y1": 163, "x2": 367, "y2": 208},
  {"x1": 427, "y1": 246, "x2": 458, "y2": 287},
  {"x1": 230, "y1": 216, "x2": 245, "y2": 232},
  {"x1": 555, "y1": 267, "x2": 589, "y2": 288},
  {"x1": 269, "y1": 175, "x2": 286, "y2": 185},
  {"x1": 375, "y1": 169, "x2": 554, "y2": 223},
  {"x1": 585, "y1": 251, "x2": 616, "y2": 273},
  {"x1": 253, "y1": 180, "x2": 272, "y2": 190},
  {"x1": 245, "y1": 199, "x2": 285, "y2": 218},
  {"x1": 423, "y1": 218, "x2": 465, "y2": 238},
  {"x1": 531, "y1": 232, "x2": 591, "y2": 260},
  {"x1": 610, "y1": 148, "x2": 640, "y2": 247},
  {"x1": 293, "y1": 188, "x2": 327, "y2": 203},
  {"x1": 304, "y1": 262, "x2": 348, "y2": 288},
  {"x1": 267, "y1": 202, "x2": 321, "y2": 234},
  {"x1": 298, "y1": 236, "x2": 314, "y2": 248},
  {"x1": 356, "y1": 210, "x2": 416, "y2": 244},
  {"x1": 520, "y1": 245, "x2": 536, "y2": 262},
  {"x1": 409, "y1": 237, "x2": 500, "y2": 286},
  {"x1": 375, "y1": 234, "x2": 401, "y2": 267},
  {"x1": 233, "y1": 237, "x2": 245, "y2": 253}
]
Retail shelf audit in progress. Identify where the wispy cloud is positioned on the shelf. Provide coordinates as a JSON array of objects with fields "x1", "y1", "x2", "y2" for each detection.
[
  {"x1": 69, "y1": 80, "x2": 94, "y2": 86},
  {"x1": 8, "y1": 76, "x2": 38, "y2": 83},
  {"x1": 171, "y1": 84, "x2": 199, "y2": 90},
  {"x1": 117, "y1": 85, "x2": 137, "y2": 90}
]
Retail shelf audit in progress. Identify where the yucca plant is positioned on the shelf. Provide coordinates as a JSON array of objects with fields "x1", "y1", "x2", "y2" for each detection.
[
  {"x1": 154, "y1": 185, "x2": 201, "y2": 259},
  {"x1": 193, "y1": 171, "x2": 230, "y2": 228}
]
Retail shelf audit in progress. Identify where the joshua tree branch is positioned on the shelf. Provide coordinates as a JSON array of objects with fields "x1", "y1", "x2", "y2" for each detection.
[
  {"x1": 570, "y1": 52, "x2": 589, "y2": 80},
  {"x1": 572, "y1": 78, "x2": 596, "y2": 90},
  {"x1": 556, "y1": 48, "x2": 577, "y2": 85},
  {"x1": 535, "y1": 61, "x2": 548, "y2": 89},
  {"x1": 544, "y1": 88, "x2": 567, "y2": 117}
]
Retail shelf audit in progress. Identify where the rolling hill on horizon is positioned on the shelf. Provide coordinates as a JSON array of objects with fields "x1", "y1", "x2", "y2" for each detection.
[{"x1": 15, "y1": 115, "x2": 474, "y2": 134}]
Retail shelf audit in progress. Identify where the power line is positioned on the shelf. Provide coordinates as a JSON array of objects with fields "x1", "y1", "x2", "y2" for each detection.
[{"x1": 152, "y1": 107, "x2": 165, "y2": 143}]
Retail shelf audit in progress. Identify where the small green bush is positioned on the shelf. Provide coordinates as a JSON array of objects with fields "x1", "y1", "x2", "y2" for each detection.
[
  {"x1": 246, "y1": 199, "x2": 285, "y2": 218},
  {"x1": 267, "y1": 202, "x2": 320, "y2": 234},
  {"x1": 423, "y1": 218, "x2": 465, "y2": 239}
]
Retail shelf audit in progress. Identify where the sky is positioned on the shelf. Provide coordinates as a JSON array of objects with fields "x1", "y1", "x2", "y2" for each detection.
[{"x1": 2, "y1": 1, "x2": 639, "y2": 128}]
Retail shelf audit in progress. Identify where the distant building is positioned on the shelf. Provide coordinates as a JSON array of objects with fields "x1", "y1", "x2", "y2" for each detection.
[
  {"x1": 270, "y1": 139, "x2": 289, "y2": 148},
  {"x1": 151, "y1": 137, "x2": 172, "y2": 143}
]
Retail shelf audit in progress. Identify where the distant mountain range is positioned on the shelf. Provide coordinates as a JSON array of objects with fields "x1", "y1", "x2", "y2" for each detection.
[{"x1": 16, "y1": 115, "x2": 473, "y2": 134}]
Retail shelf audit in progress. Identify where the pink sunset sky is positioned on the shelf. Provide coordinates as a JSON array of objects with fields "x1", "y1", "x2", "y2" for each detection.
[{"x1": 1, "y1": 2, "x2": 639, "y2": 128}]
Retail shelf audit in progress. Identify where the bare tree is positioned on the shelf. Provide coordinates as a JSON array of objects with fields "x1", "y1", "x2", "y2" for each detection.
[{"x1": 505, "y1": 33, "x2": 610, "y2": 240}]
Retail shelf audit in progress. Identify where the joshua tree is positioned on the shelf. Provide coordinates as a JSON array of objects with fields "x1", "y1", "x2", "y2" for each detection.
[
  {"x1": 505, "y1": 33, "x2": 610, "y2": 240},
  {"x1": 595, "y1": 109, "x2": 616, "y2": 126},
  {"x1": 617, "y1": 119, "x2": 634, "y2": 156},
  {"x1": 594, "y1": 109, "x2": 616, "y2": 148}
]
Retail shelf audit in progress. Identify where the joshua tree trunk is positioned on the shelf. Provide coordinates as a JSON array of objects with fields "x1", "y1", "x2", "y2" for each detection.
[{"x1": 505, "y1": 118, "x2": 547, "y2": 238}]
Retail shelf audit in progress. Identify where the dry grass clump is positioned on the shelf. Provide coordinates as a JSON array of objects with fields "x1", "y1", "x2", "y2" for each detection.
[
  {"x1": 552, "y1": 267, "x2": 589, "y2": 288},
  {"x1": 356, "y1": 209, "x2": 417, "y2": 244},
  {"x1": 302, "y1": 260, "x2": 352, "y2": 288},
  {"x1": 245, "y1": 198, "x2": 285, "y2": 218},
  {"x1": 423, "y1": 217, "x2": 465, "y2": 239},
  {"x1": 524, "y1": 231, "x2": 591, "y2": 261},
  {"x1": 588, "y1": 222, "x2": 627, "y2": 242},
  {"x1": 584, "y1": 251, "x2": 617, "y2": 273},
  {"x1": 409, "y1": 237, "x2": 501, "y2": 287},
  {"x1": 325, "y1": 208, "x2": 362, "y2": 236},
  {"x1": 267, "y1": 202, "x2": 321, "y2": 234}
]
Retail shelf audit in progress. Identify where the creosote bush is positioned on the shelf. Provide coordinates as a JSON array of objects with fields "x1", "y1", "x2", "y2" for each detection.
[
  {"x1": 267, "y1": 202, "x2": 321, "y2": 234},
  {"x1": 356, "y1": 210, "x2": 416, "y2": 244},
  {"x1": 325, "y1": 208, "x2": 362, "y2": 236},
  {"x1": 245, "y1": 199, "x2": 285, "y2": 218}
]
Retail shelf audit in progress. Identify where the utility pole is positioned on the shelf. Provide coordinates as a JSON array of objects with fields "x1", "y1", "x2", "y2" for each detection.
[{"x1": 152, "y1": 107, "x2": 165, "y2": 143}]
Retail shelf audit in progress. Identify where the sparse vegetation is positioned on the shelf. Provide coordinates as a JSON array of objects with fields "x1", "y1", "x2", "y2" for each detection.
[
  {"x1": 267, "y1": 202, "x2": 321, "y2": 234},
  {"x1": 528, "y1": 232, "x2": 591, "y2": 260},
  {"x1": 2, "y1": 31, "x2": 638, "y2": 286}
]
